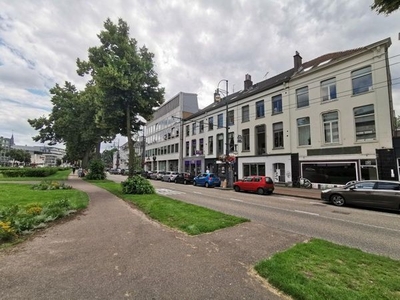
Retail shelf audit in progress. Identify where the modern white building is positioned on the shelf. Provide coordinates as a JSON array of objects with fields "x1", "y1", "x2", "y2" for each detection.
[
  {"x1": 144, "y1": 92, "x2": 199, "y2": 172},
  {"x1": 181, "y1": 37, "x2": 396, "y2": 186}
]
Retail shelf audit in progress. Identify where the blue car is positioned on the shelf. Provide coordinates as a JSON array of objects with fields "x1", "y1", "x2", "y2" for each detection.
[{"x1": 193, "y1": 173, "x2": 221, "y2": 188}]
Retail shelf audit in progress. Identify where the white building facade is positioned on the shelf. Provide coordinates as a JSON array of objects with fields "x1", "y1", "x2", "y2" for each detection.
[
  {"x1": 144, "y1": 92, "x2": 199, "y2": 172},
  {"x1": 181, "y1": 38, "x2": 396, "y2": 186}
]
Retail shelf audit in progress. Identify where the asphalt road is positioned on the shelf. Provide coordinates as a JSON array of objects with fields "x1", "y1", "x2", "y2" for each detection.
[{"x1": 112, "y1": 175, "x2": 400, "y2": 260}]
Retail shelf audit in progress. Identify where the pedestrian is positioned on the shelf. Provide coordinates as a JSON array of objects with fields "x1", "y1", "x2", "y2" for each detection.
[{"x1": 72, "y1": 165, "x2": 76, "y2": 174}]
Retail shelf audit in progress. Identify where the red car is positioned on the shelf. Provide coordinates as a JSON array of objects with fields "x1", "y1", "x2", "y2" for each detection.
[{"x1": 233, "y1": 176, "x2": 274, "y2": 195}]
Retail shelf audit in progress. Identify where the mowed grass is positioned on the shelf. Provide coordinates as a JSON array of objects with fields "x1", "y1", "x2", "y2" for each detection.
[
  {"x1": 255, "y1": 239, "x2": 400, "y2": 300},
  {"x1": 89, "y1": 180, "x2": 249, "y2": 235},
  {"x1": 0, "y1": 183, "x2": 89, "y2": 209},
  {"x1": 0, "y1": 169, "x2": 71, "y2": 181}
]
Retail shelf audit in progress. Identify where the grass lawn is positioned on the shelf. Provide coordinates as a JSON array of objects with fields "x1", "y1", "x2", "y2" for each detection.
[
  {"x1": 89, "y1": 180, "x2": 249, "y2": 235},
  {"x1": 0, "y1": 169, "x2": 71, "y2": 181},
  {"x1": 0, "y1": 183, "x2": 89, "y2": 209},
  {"x1": 255, "y1": 239, "x2": 400, "y2": 300}
]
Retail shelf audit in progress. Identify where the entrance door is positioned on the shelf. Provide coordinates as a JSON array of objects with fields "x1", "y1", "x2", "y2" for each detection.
[{"x1": 273, "y1": 163, "x2": 285, "y2": 182}]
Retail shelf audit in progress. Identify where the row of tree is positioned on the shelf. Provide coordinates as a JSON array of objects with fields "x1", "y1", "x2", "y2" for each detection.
[{"x1": 28, "y1": 18, "x2": 164, "y2": 175}]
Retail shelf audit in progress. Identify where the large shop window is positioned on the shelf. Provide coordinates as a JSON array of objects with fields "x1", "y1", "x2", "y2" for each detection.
[
  {"x1": 243, "y1": 163, "x2": 266, "y2": 177},
  {"x1": 302, "y1": 162, "x2": 356, "y2": 185},
  {"x1": 354, "y1": 104, "x2": 376, "y2": 141}
]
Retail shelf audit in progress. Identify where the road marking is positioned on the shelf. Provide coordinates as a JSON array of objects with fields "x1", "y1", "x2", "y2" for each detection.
[
  {"x1": 193, "y1": 191, "x2": 202, "y2": 195},
  {"x1": 294, "y1": 210, "x2": 320, "y2": 216},
  {"x1": 156, "y1": 188, "x2": 185, "y2": 195},
  {"x1": 230, "y1": 198, "x2": 244, "y2": 202}
]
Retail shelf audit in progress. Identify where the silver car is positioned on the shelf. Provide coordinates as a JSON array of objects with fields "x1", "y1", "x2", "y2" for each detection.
[{"x1": 321, "y1": 180, "x2": 400, "y2": 211}]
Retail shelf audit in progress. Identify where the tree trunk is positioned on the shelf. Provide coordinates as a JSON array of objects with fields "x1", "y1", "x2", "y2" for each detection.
[
  {"x1": 126, "y1": 104, "x2": 135, "y2": 177},
  {"x1": 95, "y1": 141, "x2": 101, "y2": 159},
  {"x1": 82, "y1": 150, "x2": 90, "y2": 169}
]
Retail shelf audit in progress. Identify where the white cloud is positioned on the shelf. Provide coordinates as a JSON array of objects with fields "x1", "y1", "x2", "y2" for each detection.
[{"x1": 0, "y1": 0, "x2": 400, "y2": 147}]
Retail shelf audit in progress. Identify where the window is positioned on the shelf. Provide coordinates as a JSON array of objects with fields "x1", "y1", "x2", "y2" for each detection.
[
  {"x1": 217, "y1": 114, "x2": 223, "y2": 128},
  {"x1": 272, "y1": 94, "x2": 282, "y2": 114},
  {"x1": 186, "y1": 125, "x2": 190, "y2": 136},
  {"x1": 321, "y1": 78, "x2": 337, "y2": 101},
  {"x1": 208, "y1": 117, "x2": 214, "y2": 131},
  {"x1": 354, "y1": 105, "x2": 376, "y2": 141},
  {"x1": 323, "y1": 111, "x2": 339, "y2": 143},
  {"x1": 191, "y1": 139, "x2": 196, "y2": 156},
  {"x1": 228, "y1": 110, "x2": 234, "y2": 126},
  {"x1": 185, "y1": 141, "x2": 189, "y2": 156},
  {"x1": 199, "y1": 120, "x2": 204, "y2": 133},
  {"x1": 217, "y1": 134, "x2": 224, "y2": 155},
  {"x1": 273, "y1": 122, "x2": 284, "y2": 148},
  {"x1": 228, "y1": 132, "x2": 234, "y2": 152},
  {"x1": 296, "y1": 86, "x2": 309, "y2": 108},
  {"x1": 242, "y1": 105, "x2": 249, "y2": 122},
  {"x1": 243, "y1": 163, "x2": 265, "y2": 176},
  {"x1": 352, "y1": 66, "x2": 372, "y2": 95},
  {"x1": 256, "y1": 100, "x2": 265, "y2": 118},
  {"x1": 242, "y1": 129, "x2": 250, "y2": 151},
  {"x1": 192, "y1": 123, "x2": 196, "y2": 135},
  {"x1": 199, "y1": 138, "x2": 204, "y2": 154},
  {"x1": 297, "y1": 117, "x2": 311, "y2": 146},
  {"x1": 256, "y1": 125, "x2": 266, "y2": 155},
  {"x1": 208, "y1": 136, "x2": 213, "y2": 154}
]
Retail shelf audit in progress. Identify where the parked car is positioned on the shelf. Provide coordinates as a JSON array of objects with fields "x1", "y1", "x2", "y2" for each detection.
[
  {"x1": 161, "y1": 171, "x2": 172, "y2": 182},
  {"x1": 149, "y1": 171, "x2": 159, "y2": 180},
  {"x1": 193, "y1": 173, "x2": 221, "y2": 188},
  {"x1": 156, "y1": 171, "x2": 166, "y2": 180},
  {"x1": 109, "y1": 168, "x2": 121, "y2": 175},
  {"x1": 321, "y1": 180, "x2": 400, "y2": 211},
  {"x1": 162, "y1": 171, "x2": 178, "y2": 182},
  {"x1": 141, "y1": 170, "x2": 152, "y2": 179},
  {"x1": 233, "y1": 176, "x2": 274, "y2": 195},
  {"x1": 174, "y1": 172, "x2": 195, "y2": 185}
]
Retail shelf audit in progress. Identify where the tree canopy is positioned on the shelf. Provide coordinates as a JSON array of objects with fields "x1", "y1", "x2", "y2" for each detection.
[
  {"x1": 371, "y1": 0, "x2": 400, "y2": 14},
  {"x1": 6, "y1": 149, "x2": 31, "y2": 165},
  {"x1": 77, "y1": 18, "x2": 164, "y2": 176}
]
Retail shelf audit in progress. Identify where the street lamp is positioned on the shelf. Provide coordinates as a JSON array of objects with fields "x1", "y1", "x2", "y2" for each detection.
[{"x1": 214, "y1": 79, "x2": 232, "y2": 188}]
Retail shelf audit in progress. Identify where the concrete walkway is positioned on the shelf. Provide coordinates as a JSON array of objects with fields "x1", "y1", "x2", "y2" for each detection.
[{"x1": 0, "y1": 175, "x2": 306, "y2": 299}]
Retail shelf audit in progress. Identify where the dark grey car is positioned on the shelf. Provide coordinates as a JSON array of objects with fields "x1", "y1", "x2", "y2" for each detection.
[{"x1": 321, "y1": 180, "x2": 400, "y2": 211}]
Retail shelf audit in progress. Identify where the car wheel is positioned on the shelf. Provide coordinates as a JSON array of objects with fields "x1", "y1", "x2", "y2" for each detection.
[
  {"x1": 257, "y1": 188, "x2": 265, "y2": 195},
  {"x1": 205, "y1": 182, "x2": 209, "y2": 188},
  {"x1": 184, "y1": 180, "x2": 187, "y2": 185},
  {"x1": 234, "y1": 185, "x2": 240, "y2": 192},
  {"x1": 174, "y1": 179, "x2": 177, "y2": 183},
  {"x1": 330, "y1": 194, "x2": 345, "y2": 206},
  {"x1": 193, "y1": 181, "x2": 197, "y2": 186}
]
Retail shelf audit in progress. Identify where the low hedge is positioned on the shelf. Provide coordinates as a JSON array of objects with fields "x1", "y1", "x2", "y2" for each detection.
[{"x1": 1, "y1": 168, "x2": 58, "y2": 178}]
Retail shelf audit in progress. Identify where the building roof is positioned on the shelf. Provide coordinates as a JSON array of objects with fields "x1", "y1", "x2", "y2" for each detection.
[{"x1": 185, "y1": 37, "x2": 391, "y2": 121}]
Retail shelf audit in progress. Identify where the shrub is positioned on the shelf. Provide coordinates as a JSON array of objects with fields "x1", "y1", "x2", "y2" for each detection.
[
  {"x1": 0, "y1": 199, "x2": 75, "y2": 243},
  {"x1": 121, "y1": 175, "x2": 155, "y2": 194},
  {"x1": 31, "y1": 180, "x2": 72, "y2": 190},
  {"x1": 86, "y1": 159, "x2": 106, "y2": 180},
  {"x1": 1, "y1": 167, "x2": 58, "y2": 178}
]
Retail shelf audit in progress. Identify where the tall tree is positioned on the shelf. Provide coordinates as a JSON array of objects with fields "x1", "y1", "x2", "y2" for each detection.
[
  {"x1": 77, "y1": 18, "x2": 164, "y2": 176},
  {"x1": 28, "y1": 82, "x2": 114, "y2": 168},
  {"x1": 371, "y1": 0, "x2": 400, "y2": 14}
]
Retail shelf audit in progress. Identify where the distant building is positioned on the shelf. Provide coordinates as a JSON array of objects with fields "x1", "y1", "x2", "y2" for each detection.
[
  {"x1": 0, "y1": 135, "x2": 13, "y2": 166},
  {"x1": 11, "y1": 144, "x2": 66, "y2": 167}
]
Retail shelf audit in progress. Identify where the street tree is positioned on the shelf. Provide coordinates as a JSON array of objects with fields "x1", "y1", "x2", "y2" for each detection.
[
  {"x1": 77, "y1": 18, "x2": 164, "y2": 176},
  {"x1": 6, "y1": 149, "x2": 31, "y2": 165},
  {"x1": 28, "y1": 82, "x2": 114, "y2": 168},
  {"x1": 371, "y1": 0, "x2": 400, "y2": 14}
]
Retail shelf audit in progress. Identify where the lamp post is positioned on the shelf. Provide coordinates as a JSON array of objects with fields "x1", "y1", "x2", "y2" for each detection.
[{"x1": 215, "y1": 79, "x2": 232, "y2": 188}]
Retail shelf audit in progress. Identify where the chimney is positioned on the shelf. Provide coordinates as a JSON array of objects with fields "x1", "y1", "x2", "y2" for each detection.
[
  {"x1": 244, "y1": 74, "x2": 253, "y2": 90},
  {"x1": 293, "y1": 51, "x2": 302, "y2": 71}
]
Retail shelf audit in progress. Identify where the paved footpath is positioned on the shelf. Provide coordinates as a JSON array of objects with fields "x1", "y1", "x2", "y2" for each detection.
[{"x1": 0, "y1": 175, "x2": 306, "y2": 300}]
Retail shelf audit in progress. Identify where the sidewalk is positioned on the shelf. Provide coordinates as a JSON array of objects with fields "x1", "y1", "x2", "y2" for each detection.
[
  {"x1": 274, "y1": 185, "x2": 321, "y2": 200},
  {"x1": 0, "y1": 174, "x2": 306, "y2": 300}
]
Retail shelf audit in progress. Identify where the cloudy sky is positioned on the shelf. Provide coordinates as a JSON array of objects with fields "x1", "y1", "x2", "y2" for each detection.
[{"x1": 1, "y1": 0, "x2": 400, "y2": 150}]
